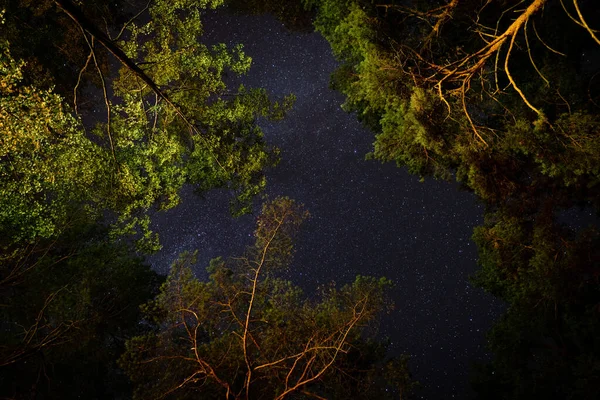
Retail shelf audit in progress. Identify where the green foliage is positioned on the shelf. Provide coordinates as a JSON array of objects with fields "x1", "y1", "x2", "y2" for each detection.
[
  {"x1": 0, "y1": 225, "x2": 161, "y2": 399},
  {"x1": 0, "y1": 0, "x2": 294, "y2": 249},
  {"x1": 308, "y1": 1, "x2": 600, "y2": 398},
  {"x1": 471, "y1": 207, "x2": 600, "y2": 399},
  {"x1": 104, "y1": 0, "x2": 293, "y2": 239},
  {"x1": 121, "y1": 198, "x2": 414, "y2": 399},
  {"x1": 0, "y1": 2, "x2": 297, "y2": 398},
  {"x1": 0, "y1": 41, "x2": 108, "y2": 245},
  {"x1": 309, "y1": 0, "x2": 600, "y2": 209}
]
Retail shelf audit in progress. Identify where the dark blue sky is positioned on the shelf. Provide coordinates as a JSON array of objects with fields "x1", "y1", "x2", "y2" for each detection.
[{"x1": 149, "y1": 9, "x2": 503, "y2": 399}]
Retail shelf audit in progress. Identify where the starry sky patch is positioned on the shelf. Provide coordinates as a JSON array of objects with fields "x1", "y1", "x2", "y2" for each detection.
[{"x1": 149, "y1": 9, "x2": 504, "y2": 399}]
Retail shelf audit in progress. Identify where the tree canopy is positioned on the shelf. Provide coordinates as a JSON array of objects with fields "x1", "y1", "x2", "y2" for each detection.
[
  {"x1": 1, "y1": 0, "x2": 294, "y2": 252},
  {"x1": 305, "y1": 0, "x2": 600, "y2": 398},
  {"x1": 0, "y1": 222, "x2": 162, "y2": 399},
  {"x1": 305, "y1": 0, "x2": 600, "y2": 208},
  {"x1": 120, "y1": 197, "x2": 416, "y2": 399},
  {"x1": 0, "y1": 1, "x2": 293, "y2": 397},
  {"x1": 2, "y1": 0, "x2": 600, "y2": 398}
]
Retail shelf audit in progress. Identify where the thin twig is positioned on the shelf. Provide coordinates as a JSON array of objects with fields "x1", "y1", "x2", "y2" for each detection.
[
  {"x1": 73, "y1": 49, "x2": 93, "y2": 114},
  {"x1": 79, "y1": 29, "x2": 118, "y2": 166}
]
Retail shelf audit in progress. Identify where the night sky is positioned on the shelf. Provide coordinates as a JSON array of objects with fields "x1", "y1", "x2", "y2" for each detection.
[{"x1": 149, "y1": 9, "x2": 504, "y2": 399}]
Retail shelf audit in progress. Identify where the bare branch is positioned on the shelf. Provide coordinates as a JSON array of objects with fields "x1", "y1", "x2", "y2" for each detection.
[
  {"x1": 112, "y1": 0, "x2": 151, "y2": 42},
  {"x1": 504, "y1": 21, "x2": 541, "y2": 115},
  {"x1": 242, "y1": 209, "x2": 289, "y2": 399},
  {"x1": 53, "y1": 0, "x2": 228, "y2": 173},
  {"x1": 79, "y1": 31, "x2": 117, "y2": 166},
  {"x1": 274, "y1": 297, "x2": 369, "y2": 400},
  {"x1": 532, "y1": 20, "x2": 566, "y2": 56},
  {"x1": 572, "y1": 0, "x2": 600, "y2": 46},
  {"x1": 73, "y1": 49, "x2": 93, "y2": 114},
  {"x1": 524, "y1": 21, "x2": 549, "y2": 86},
  {"x1": 408, "y1": 0, "x2": 549, "y2": 144},
  {"x1": 0, "y1": 286, "x2": 76, "y2": 368}
]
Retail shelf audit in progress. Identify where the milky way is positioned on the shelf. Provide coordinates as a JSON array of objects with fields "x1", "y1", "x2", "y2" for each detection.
[{"x1": 149, "y1": 8, "x2": 504, "y2": 399}]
